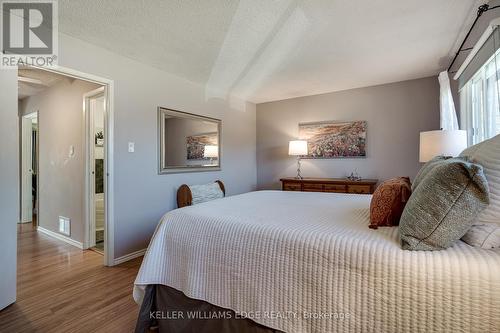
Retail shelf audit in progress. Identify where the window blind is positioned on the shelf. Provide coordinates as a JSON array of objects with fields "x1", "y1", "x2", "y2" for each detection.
[{"x1": 457, "y1": 25, "x2": 500, "y2": 90}]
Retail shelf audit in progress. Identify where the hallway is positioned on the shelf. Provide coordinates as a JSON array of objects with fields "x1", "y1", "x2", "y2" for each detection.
[{"x1": 0, "y1": 224, "x2": 142, "y2": 332}]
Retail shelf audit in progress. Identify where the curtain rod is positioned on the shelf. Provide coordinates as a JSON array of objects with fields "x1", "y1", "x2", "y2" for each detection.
[{"x1": 448, "y1": 4, "x2": 500, "y2": 73}]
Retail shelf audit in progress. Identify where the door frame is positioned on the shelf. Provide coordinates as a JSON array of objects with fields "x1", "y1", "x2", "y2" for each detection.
[
  {"x1": 26, "y1": 65, "x2": 115, "y2": 266},
  {"x1": 20, "y1": 111, "x2": 38, "y2": 224},
  {"x1": 84, "y1": 87, "x2": 105, "y2": 250}
]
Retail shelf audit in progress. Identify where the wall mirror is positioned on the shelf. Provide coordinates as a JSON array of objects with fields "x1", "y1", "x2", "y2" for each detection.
[{"x1": 158, "y1": 107, "x2": 221, "y2": 174}]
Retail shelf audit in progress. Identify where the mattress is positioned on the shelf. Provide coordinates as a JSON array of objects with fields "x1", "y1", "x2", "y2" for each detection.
[{"x1": 134, "y1": 190, "x2": 500, "y2": 333}]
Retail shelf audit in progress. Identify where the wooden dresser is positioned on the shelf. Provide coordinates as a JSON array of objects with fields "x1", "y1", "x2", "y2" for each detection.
[{"x1": 280, "y1": 177, "x2": 378, "y2": 194}]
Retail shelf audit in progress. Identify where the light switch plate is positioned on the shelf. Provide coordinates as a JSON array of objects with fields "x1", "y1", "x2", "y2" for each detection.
[{"x1": 128, "y1": 142, "x2": 135, "y2": 153}]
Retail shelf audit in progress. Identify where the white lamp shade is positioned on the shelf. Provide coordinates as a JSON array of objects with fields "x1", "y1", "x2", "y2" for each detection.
[
  {"x1": 203, "y1": 145, "x2": 218, "y2": 158},
  {"x1": 419, "y1": 130, "x2": 467, "y2": 162},
  {"x1": 288, "y1": 140, "x2": 308, "y2": 156}
]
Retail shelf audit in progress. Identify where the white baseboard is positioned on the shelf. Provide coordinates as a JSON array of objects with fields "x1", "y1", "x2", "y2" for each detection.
[
  {"x1": 113, "y1": 248, "x2": 147, "y2": 265},
  {"x1": 37, "y1": 226, "x2": 83, "y2": 249}
]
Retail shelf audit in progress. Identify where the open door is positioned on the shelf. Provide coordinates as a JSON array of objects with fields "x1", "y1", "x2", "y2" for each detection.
[
  {"x1": 85, "y1": 87, "x2": 106, "y2": 255},
  {"x1": 21, "y1": 113, "x2": 36, "y2": 224}
]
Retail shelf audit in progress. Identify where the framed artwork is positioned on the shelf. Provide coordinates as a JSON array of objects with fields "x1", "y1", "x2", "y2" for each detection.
[
  {"x1": 186, "y1": 132, "x2": 218, "y2": 160},
  {"x1": 298, "y1": 120, "x2": 367, "y2": 158}
]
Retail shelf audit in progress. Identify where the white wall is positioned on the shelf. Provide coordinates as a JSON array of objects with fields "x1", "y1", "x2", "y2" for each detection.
[
  {"x1": 19, "y1": 79, "x2": 101, "y2": 244},
  {"x1": 55, "y1": 33, "x2": 257, "y2": 258},
  {"x1": 0, "y1": 69, "x2": 18, "y2": 310},
  {"x1": 256, "y1": 77, "x2": 440, "y2": 189}
]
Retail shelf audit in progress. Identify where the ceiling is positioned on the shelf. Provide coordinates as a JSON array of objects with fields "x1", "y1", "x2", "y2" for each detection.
[
  {"x1": 18, "y1": 68, "x2": 69, "y2": 99},
  {"x1": 59, "y1": 0, "x2": 478, "y2": 103}
]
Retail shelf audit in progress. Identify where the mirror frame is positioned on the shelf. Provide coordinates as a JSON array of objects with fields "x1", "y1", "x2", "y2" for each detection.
[{"x1": 158, "y1": 107, "x2": 221, "y2": 174}]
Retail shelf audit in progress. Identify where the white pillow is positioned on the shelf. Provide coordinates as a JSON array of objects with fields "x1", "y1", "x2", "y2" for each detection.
[
  {"x1": 461, "y1": 224, "x2": 500, "y2": 250},
  {"x1": 460, "y1": 134, "x2": 500, "y2": 226},
  {"x1": 460, "y1": 135, "x2": 500, "y2": 250}
]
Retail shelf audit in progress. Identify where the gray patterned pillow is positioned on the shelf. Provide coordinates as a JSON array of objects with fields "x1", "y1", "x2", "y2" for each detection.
[
  {"x1": 400, "y1": 158, "x2": 490, "y2": 250},
  {"x1": 412, "y1": 155, "x2": 467, "y2": 191}
]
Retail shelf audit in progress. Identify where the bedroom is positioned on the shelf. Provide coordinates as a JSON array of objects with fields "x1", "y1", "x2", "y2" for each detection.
[{"x1": 0, "y1": 1, "x2": 499, "y2": 332}]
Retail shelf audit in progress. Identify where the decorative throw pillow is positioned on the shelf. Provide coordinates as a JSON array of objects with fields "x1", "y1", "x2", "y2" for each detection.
[
  {"x1": 459, "y1": 135, "x2": 500, "y2": 249},
  {"x1": 411, "y1": 155, "x2": 466, "y2": 191},
  {"x1": 461, "y1": 224, "x2": 500, "y2": 250},
  {"x1": 369, "y1": 177, "x2": 412, "y2": 229},
  {"x1": 190, "y1": 182, "x2": 224, "y2": 205},
  {"x1": 399, "y1": 158, "x2": 489, "y2": 251}
]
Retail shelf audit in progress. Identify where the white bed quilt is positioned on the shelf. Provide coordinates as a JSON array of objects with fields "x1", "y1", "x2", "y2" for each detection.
[{"x1": 134, "y1": 191, "x2": 500, "y2": 333}]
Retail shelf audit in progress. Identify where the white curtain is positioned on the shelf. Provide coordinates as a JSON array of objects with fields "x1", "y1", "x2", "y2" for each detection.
[{"x1": 438, "y1": 71, "x2": 459, "y2": 131}]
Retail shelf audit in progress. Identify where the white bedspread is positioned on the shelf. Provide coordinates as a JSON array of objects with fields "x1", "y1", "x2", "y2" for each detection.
[{"x1": 134, "y1": 191, "x2": 500, "y2": 333}]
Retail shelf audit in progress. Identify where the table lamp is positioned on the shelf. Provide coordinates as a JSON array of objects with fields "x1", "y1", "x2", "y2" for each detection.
[
  {"x1": 419, "y1": 130, "x2": 467, "y2": 162},
  {"x1": 289, "y1": 140, "x2": 308, "y2": 179}
]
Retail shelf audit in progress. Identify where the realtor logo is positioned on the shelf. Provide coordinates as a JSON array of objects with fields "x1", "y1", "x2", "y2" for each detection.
[{"x1": 1, "y1": 0, "x2": 58, "y2": 68}]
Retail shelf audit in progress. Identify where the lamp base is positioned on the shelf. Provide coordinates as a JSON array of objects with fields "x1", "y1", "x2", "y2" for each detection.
[{"x1": 296, "y1": 156, "x2": 303, "y2": 179}]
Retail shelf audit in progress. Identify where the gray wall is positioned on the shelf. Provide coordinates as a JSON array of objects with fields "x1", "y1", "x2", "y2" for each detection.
[
  {"x1": 56, "y1": 34, "x2": 256, "y2": 258},
  {"x1": 0, "y1": 70, "x2": 18, "y2": 310},
  {"x1": 256, "y1": 77, "x2": 440, "y2": 189},
  {"x1": 19, "y1": 79, "x2": 101, "y2": 244}
]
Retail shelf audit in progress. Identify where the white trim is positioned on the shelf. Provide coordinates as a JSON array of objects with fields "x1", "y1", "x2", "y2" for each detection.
[
  {"x1": 27, "y1": 65, "x2": 115, "y2": 267},
  {"x1": 37, "y1": 226, "x2": 83, "y2": 249},
  {"x1": 113, "y1": 248, "x2": 147, "y2": 265},
  {"x1": 454, "y1": 18, "x2": 500, "y2": 80},
  {"x1": 24, "y1": 112, "x2": 38, "y2": 120}
]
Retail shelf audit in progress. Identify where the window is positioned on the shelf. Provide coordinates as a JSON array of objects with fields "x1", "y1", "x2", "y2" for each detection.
[{"x1": 460, "y1": 50, "x2": 500, "y2": 145}]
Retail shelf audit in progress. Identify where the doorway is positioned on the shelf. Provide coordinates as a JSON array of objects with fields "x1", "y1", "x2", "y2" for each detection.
[
  {"x1": 20, "y1": 112, "x2": 38, "y2": 226},
  {"x1": 17, "y1": 66, "x2": 114, "y2": 266}
]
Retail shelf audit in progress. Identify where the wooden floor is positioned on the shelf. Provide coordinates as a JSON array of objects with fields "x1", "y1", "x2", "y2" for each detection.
[{"x1": 0, "y1": 224, "x2": 143, "y2": 333}]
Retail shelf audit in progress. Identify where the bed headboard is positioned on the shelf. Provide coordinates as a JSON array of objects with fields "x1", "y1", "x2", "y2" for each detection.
[{"x1": 177, "y1": 180, "x2": 225, "y2": 208}]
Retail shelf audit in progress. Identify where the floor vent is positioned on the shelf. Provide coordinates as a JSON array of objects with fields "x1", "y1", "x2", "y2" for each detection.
[{"x1": 58, "y1": 216, "x2": 70, "y2": 236}]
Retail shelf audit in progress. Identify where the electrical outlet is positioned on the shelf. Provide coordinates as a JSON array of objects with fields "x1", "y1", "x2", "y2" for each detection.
[
  {"x1": 128, "y1": 142, "x2": 135, "y2": 153},
  {"x1": 58, "y1": 216, "x2": 70, "y2": 236}
]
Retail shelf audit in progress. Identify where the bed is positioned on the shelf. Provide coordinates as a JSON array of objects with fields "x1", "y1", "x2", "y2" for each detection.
[{"x1": 134, "y1": 190, "x2": 500, "y2": 333}]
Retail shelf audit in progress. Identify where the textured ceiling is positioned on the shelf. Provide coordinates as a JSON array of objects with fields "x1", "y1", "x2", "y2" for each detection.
[
  {"x1": 18, "y1": 68, "x2": 68, "y2": 99},
  {"x1": 59, "y1": 0, "x2": 478, "y2": 103}
]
